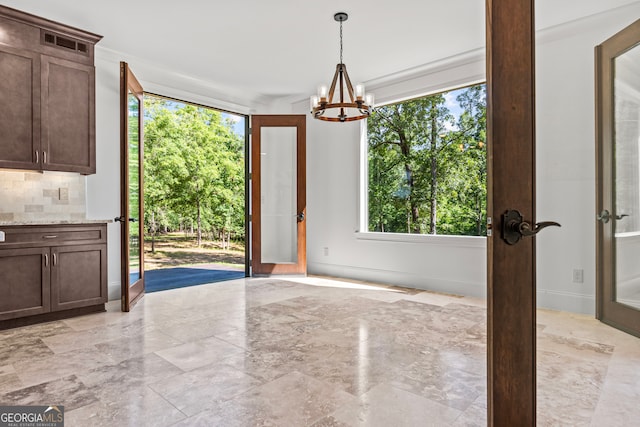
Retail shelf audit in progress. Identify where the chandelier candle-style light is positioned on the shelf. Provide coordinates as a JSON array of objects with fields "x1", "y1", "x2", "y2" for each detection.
[{"x1": 310, "y1": 12, "x2": 374, "y2": 122}]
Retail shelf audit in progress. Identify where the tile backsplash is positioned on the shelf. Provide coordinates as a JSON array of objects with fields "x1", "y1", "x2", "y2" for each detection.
[{"x1": 0, "y1": 170, "x2": 86, "y2": 222}]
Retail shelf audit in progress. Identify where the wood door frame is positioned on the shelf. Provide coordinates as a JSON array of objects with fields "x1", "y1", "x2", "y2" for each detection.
[
  {"x1": 596, "y1": 19, "x2": 640, "y2": 337},
  {"x1": 251, "y1": 114, "x2": 307, "y2": 275},
  {"x1": 120, "y1": 61, "x2": 144, "y2": 311},
  {"x1": 486, "y1": 0, "x2": 537, "y2": 424}
]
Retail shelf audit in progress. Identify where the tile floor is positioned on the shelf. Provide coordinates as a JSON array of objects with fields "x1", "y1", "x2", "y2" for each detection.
[{"x1": 0, "y1": 276, "x2": 639, "y2": 426}]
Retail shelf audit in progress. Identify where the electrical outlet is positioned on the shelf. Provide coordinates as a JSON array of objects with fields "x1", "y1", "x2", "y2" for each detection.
[
  {"x1": 572, "y1": 269, "x2": 584, "y2": 283},
  {"x1": 323, "y1": 247, "x2": 329, "y2": 256},
  {"x1": 59, "y1": 187, "x2": 69, "y2": 201}
]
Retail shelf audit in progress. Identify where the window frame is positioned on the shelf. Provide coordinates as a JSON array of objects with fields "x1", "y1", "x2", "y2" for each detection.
[{"x1": 358, "y1": 80, "x2": 487, "y2": 242}]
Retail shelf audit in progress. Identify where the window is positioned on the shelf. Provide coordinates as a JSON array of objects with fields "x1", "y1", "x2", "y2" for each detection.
[{"x1": 366, "y1": 84, "x2": 487, "y2": 236}]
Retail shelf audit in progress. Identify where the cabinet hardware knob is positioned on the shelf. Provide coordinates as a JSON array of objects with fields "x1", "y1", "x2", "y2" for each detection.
[
  {"x1": 35, "y1": 151, "x2": 39, "y2": 164},
  {"x1": 44, "y1": 253, "x2": 48, "y2": 267},
  {"x1": 43, "y1": 235, "x2": 58, "y2": 239},
  {"x1": 43, "y1": 151, "x2": 47, "y2": 164},
  {"x1": 53, "y1": 253, "x2": 57, "y2": 266}
]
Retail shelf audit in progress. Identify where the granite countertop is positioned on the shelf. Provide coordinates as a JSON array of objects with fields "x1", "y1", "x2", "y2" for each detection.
[{"x1": 0, "y1": 219, "x2": 113, "y2": 226}]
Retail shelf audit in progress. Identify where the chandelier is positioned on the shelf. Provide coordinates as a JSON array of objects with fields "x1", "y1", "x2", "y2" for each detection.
[{"x1": 310, "y1": 12, "x2": 374, "y2": 122}]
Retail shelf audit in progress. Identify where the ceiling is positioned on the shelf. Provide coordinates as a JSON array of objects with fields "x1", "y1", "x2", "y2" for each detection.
[{"x1": 1, "y1": 0, "x2": 637, "y2": 107}]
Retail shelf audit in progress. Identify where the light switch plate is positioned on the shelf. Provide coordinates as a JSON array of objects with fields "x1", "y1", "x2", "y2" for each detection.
[
  {"x1": 0, "y1": 231, "x2": 5, "y2": 242},
  {"x1": 59, "y1": 188, "x2": 69, "y2": 201}
]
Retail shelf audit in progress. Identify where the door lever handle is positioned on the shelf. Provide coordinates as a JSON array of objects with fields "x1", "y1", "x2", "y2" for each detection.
[
  {"x1": 597, "y1": 210, "x2": 610, "y2": 223},
  {"x1": 518, "y1": 221, "x2": 561, "y2": 237},
  {"x1": 115, "y1": 216, "x2": 138, "y2": 223},
  {"x1": 297, "y1": 212, "x2": 305, "y2": 222},
  {"x1": 501, "y1": 209, "x2": 561, "y2": 245}
]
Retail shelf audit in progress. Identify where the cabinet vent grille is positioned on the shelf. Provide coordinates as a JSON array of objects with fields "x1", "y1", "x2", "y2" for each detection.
[{"x1": 42, "y1": 31, "x2": 90, "y2": 56}]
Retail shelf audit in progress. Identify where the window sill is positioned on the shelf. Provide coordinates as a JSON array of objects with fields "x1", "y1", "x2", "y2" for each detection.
[{"x1": 354, "y1": 231, "x2": 486, "y2": 248}]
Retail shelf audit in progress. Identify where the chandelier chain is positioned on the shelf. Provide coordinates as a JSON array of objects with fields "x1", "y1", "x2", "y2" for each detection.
[{"x1": 339, "y1": 19, "x2": 343, "y2": 64}]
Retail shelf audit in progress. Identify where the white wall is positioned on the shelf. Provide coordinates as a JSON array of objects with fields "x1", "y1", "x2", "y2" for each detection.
[
  {"x1": 297, "y1": 4, "x2": 640, "y2": 314},
  {"x1": 86, "y1": 50, "x2": 121, "y2": 300},
  {"x1": 535, "y1": 5, "x2": 640, "y2": 314},
  {"x1": 297, "y1": 56, "x2": 488, "y2": 299}
]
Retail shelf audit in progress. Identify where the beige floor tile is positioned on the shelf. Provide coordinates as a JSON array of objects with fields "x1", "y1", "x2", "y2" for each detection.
[
  {"x1": 14, "y1": 347, "x2": 115, "y2": 388},
  {"x1": 173, "y1": 371, "x2": 356, "y2": 426},
  {"x1": 65, "y1": 387, "x2": 185, "y2": 427},
  {"x1": 148, "y1": 362, "x2": 262, "y2": 416},
  {"x1": 327, "y1": 382, "x2": 461, "y2": 426},
  {"x1": 404, "y1": 290, "x2": 468, "y2": 307},
  {"x1": 155, "y1": 336, "x2": 245, "y2": 371},
  {"x1": 1, "y1": 374, "x2": 98, "y2": 411},
  {"x1": 1, "y1": 276, "x2": 639, "y2": 426},
  {"x1": 0, "y1": 364, "x2": 23, "y2": 394},
  {"x1": 94, "y1": 330, "x2": 183, "y2": 363}
]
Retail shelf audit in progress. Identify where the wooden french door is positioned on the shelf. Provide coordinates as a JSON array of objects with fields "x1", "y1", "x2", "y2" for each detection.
[
  {"x1": 486, "y1": 0, "x2": 561, "y2": 424},
  {"x1": 251, "y1": 115, "x2": 306, "y2": 275},
  {"x1": 596, "y1": 19, "x2": 640, "y2": 338},
  {"x1": 119, "y1": 62, "x2": 145, "y2": 311}
]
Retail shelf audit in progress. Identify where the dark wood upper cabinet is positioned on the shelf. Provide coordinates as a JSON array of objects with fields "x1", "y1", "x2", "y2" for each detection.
[
  {"x1": 0, "y1": 45, "x2": 40, "y2": 170},
  {"x1": 41, "y1": 56, "x2": 96, "y2": 174},
  {"x1": 0, "y1": 5, "x2": 101, "y2": 174}
]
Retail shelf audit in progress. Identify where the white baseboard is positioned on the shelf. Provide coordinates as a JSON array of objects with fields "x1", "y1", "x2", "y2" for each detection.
[
  {"x1": 308, "y1": 262, "x2": 486, "y2": 298},
  {"x1": 536, "y1": 289, "x2": 595, "y2": 315},
  {"x1": 108, "y1": 281, "x2": 120, "y2": 301},
  {"x1": 309, "y1": 262, "x2": 596, "y2": 315}
]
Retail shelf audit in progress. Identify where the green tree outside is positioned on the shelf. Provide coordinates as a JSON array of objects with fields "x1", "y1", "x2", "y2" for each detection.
[
  {"x1": 143, "y1": 97, "x2": 245, "y2": 250},
  {"x1": 367, "y1": 84, "x2": 487, "y2": 236}
]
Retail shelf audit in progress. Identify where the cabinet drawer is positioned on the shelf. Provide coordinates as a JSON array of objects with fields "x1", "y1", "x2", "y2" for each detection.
[{"x1": 0, "y1": 225, "x2": 106, "y2": 248}]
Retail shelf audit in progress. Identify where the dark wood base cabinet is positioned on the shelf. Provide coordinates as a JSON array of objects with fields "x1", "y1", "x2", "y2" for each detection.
[{"x1": 0, "y1": 224, "x2": 107, "y2": 330}]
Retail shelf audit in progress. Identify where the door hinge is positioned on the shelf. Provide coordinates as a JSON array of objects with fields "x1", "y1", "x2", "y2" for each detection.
[
  {"x1": 249, "y1": 214, "x2": 252, "y2": 221},
  {"x1": 248, "y1": 172, "x2": 252, "y2": 180}
]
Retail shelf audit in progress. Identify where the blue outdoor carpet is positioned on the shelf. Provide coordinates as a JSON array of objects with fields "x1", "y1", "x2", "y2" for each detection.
[{"x1": 144, "y1": 265, "x2": 245, "y2": 293}]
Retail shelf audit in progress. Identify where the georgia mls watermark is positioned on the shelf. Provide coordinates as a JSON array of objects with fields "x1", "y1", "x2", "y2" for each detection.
[{"x1": 0, "y1": 406, "x2": 64, "y2": 427}]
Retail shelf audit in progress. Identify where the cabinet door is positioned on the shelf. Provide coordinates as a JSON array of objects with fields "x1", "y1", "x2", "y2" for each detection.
[
  {"x1": 50, "y1": 244, "x2": 106, "y2": 311},
  {"x1": 41, "y1": 55, "x2": 95, "y2": 174},
  {"x1": 0, "y1": 247, "x2": 50, "y2": 321},
  {"x1": 0, "y1": 45, "x2": 40, "y2": 170}
]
